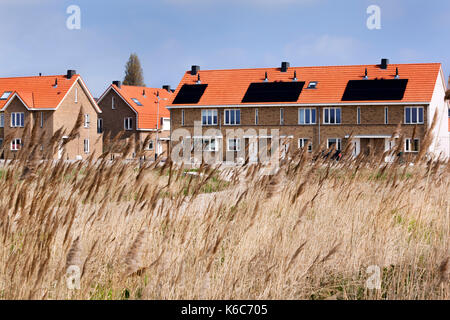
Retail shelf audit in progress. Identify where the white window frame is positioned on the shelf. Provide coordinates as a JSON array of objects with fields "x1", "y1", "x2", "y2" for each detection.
[
  {"x1": 404, "y1": 107, "x2": 424, "y2": 125},
  {"x1": 84, "y1": 114, "x2": 90, "y2": 128},
  {"x1": 280, "y1": 108, "x2": 284, "y2": 125},
  {"x1": 357, "y1": 107, "x2": 361, "y2": 125},
  {"x1": 327, "y1": 138, "x2": 342, "y2": 150},
  {"x1": 193, "y1": 137, "x2": 219, "y2": 152},
  {"x1": 0, "y1": 113, "x2": 4, "y2": 128},
  {"x1": 298, "y1": 108, "x2": 316, "y2": 125},
  {"x1": 201, "y1": 109, "x2": 218, "y2": 126},
  {"x1": 124, "y1": 117, "x2": 133, "y2": 130},
  {"x1": 323, "y1": 107, "x2": 341, "y2": 125},
  {"x1": 224, "y1": 109, "x2": 241, "y2": 125},
  {"x1": 10, "y1": 112, "x2": 24, "y2": 127},
  {"x1": 181, "y1": 109, "x2": 185, "y2": 126},
  {"x1": 75, "y1": 88, "x2": 78, "y2": 103},
  {"x1": 255, "y1": 108, "x2": 259, "y2": 125},
  {"x1": 227, "y1": 138, "x2": 241, "y2": 152},
  {"x1": 298, "y1": 138, "x2": 312, "y2": 152},
  {"x1": 84, "y1": 139, "x2": 90, "y2": 154},
  {"x1": 384, "y1": 107, "x2": 389, "y2": 125},
  {"x1": 97, "y1": 118, "x2": 103, "y2": 133},
  {"x1": 11, "y1": 138, "x2": 22, "y2": 151},
  {"x1": 405, "y1": 138, "x2": 420, "y2": 153}
]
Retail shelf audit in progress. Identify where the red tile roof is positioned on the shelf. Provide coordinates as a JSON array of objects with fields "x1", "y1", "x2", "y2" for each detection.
[
  {"x1": 0, "y1": 74, "x2": 80, "y2": 110},
  {"x1": 169, "y1": 63, "x2": 442, "y2": 107},
  {"x1": 108, "y1": 84, "x2": 172, "y2": 130}
]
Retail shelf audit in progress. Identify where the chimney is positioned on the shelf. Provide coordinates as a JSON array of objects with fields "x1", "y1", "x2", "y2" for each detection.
[
  {"x1": 112, "y1": 80, "x2": 122, "y2": 88},
  {"x1": 191, "y1": 65, "x2": 200, "y2": 75},
  {"x1": 162, "y1": 85, "x2": 171, "y2": 92},
  {"x1": 66, "y1": 70, "x2": 76, "y2": 79},
  {"x1": 281, "y1": 62, "x2": 290, "y2": 72},
  {"x1": 380, "y1": 58, "x2": 389, "y2": 69}
]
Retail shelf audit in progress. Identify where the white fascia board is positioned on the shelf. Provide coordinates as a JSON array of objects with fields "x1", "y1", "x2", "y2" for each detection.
[
  {"x1": 55, "y1": 76, "x2": 102, "y2": 113},
  {"x1": 1, "y1": 93, "x2": 31, "y2": 111}
]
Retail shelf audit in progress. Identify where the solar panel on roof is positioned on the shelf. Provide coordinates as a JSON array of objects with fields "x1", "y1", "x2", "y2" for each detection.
[
  {"x1": 172, "y1": 84, "x2": 208, "y2": 104},
  {"x1": 342, "y1": 79, "x2": 408, "y2": 101},
  {"x1": 242, "y1": 82, "x2": 305, "y2": 103}
]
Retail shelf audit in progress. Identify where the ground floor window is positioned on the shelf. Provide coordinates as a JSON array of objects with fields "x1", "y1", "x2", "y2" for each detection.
[
  {"x1": 147, "y1": 139, "x2": 154, "y2": 150},
  {"x1": 298, "y1": 138, "x2": 312, "y2": 152},
  {"x1": 84, "y1": 139, "x2": 90, "y2": 154},
  {"x1": 227, "y1": 138, "x2": 241, "y2": 152},
  {"x1": 405, "y1": 138, "x2": 419, "y2": 153},
  {"x1": 193, "y1": 137, "x2": 218, "y2": 152},
  {"x1": 327, "y1": 138, "x2": 341, "y2": 150},
  {"x1": 11, "y1": 138, "x2": 22, "y2": 151}
]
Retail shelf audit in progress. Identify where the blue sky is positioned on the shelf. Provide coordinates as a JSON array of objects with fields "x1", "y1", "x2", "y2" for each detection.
[{"x1": 1, "y1": 0, "x2": 449, "y2": 97}]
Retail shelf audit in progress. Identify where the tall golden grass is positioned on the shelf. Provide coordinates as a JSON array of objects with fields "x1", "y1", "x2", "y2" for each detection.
[{"x1": 0, "y1": 114, "x2": 448, "y2": 300}]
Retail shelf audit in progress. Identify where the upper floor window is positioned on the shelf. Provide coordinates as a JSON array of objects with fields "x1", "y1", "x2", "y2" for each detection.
[
  {"x1": 124, "y1": 117, "x2": 133, "y2": 130},
  {"x1": 181, "y1": 109, "x2": 185, "y2": 126},
  {"x1": 298, "y1": 108, "x2": 316, "y2": 125},
  {"x1": 224, "y1": 109, "x2": 241, "y2": 125},
  {"x1": 357, "y1": 107, "x2": 361, "y2": 125},
  {"x1": 75, "y1": 88, "x2": 78, "y2": 103},
  {"x1": 323, "y1": 107, "x2": 341, "y2": 124},
  {"x1": 84, "y1": 114, "x2": 90, "y2": 128},
  {"x1": 97, "y1": 118, "x2": 103, "y2": 134},
  {"x1": 280, "y1": 108, "x2": 284, "y2": 125},
  {"x1": 384, "y1": 107, "x2": 389, "y2": 125},
  {"x1": 0, "y1": 113, "x2": 4, "y2": 128},
  {"x1": 0, "y1": 91, "x2": 12, "y2": 100},
  {"x1": 298, "y1": 138, "x2": 312, "y2": 152},
  {"x1": 404, "y1": 107, "x2": 424, "y2": 124},
  {"x1": 255, "y1": 109, "x2": 259, "y2": 125},
  {"x1": 202, "y1": 109, "x2": 218, "y2": 126},
  {"x1": 11, "y1": 112, "x2": 24, "y2": 127},
  {"x1": 112, "y1": 96, "x2": 115, "y2": 109},
  {"x1": 327, "y1": 138, "x2": 342, "y2": 151},
  {"x1": 405, "y1": 138, "x2": 419, "y2": 152},
  {"x1": 40, "y1": 112, "x2": 44, "y2": 128},
  {"x1": 11, "y1": 138, "x2": 22, "y2": 151}
]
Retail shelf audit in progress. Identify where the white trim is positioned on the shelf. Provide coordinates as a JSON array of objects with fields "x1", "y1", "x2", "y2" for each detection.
[
  {"x1": 298, "y1": 107, "x2": 317, "y2": 125},
  {"x1": 323, "y1": 107, "x2": 342, "y2": 125},
  {"x1": 167, "y1": 101, "x2": 430, "y2": 109},
  {"x1": 201, "y1": 109, "x2": 218, "y2": 126},
  {"x1": 227, "y1": 138, "x2": 241, "y2": 152},
  {"x1": 404, "y1": 106, "x2": 424, "y2": 125},
  {"x1": 224, "y1": 109, "x2": 241, "y2": 125}
]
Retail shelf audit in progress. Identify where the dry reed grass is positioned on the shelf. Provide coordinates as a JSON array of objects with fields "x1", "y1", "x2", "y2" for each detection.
[{"x1": 0, "y1": 120, "x2": 448, "y2": 300}]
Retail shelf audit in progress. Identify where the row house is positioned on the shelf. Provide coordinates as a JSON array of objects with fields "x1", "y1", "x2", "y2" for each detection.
[
  {"x1": 97, "y1": 81, "x2": 172, "y2": 159},
  {"x1": 167, "y1": 60, "x2": 449, "y2": 162},
  {"x1": 0, "y1": 70, "x2": 102, "y2": 160}
]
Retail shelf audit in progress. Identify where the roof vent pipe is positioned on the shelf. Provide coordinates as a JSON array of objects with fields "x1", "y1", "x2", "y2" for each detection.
[
  {"x1": 395, "y1": 68, "x2": 400, "y2": 79},
  {"x1": 364, "y1": 68, "x2": 368, "y2": 80},
  {"x1": 197, "y1": 74, "x2": 201, "y2": 84},
  {"x1": 264, "y1": 71, "x2": 268, "y2": 82}
]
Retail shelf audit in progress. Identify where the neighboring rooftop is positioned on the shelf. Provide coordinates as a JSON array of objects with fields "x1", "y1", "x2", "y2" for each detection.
[
  {"x1": 100, "y1": 82, "x2": 172, "y2": 130},
  {"x1": 168, "y1": 61, "x2": 443, "y2": 107}
]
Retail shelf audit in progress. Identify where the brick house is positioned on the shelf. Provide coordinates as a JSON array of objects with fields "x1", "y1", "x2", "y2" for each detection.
[
  {"x1": 0, "y1": 70, "x2": 102, "y2": 160},
  {"x1": 167, "y1": 60, "x2": 449, "y2": 162},
  {"x1": 97, "y1": 81, "x2": 172, "y2": 159}
]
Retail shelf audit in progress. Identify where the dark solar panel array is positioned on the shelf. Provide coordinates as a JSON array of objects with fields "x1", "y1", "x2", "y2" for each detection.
[
  {"x1": 342, "y1": 79, "x2": 408, "y2": 101},
  {"x1": 172, "y1": 84, "x2": 208, "y2": 104},
  {"x1": 242, "y1": 81, "x2": 305, "y2": 103}
]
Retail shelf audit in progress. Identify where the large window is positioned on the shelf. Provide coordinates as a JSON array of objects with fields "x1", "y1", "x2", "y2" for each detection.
[
  {"x1": 404, "y1": 107, "x2": 424, "y2": 124},
  {"x1": 298, "y1": 108, "x2": 316, "y2": 125},
  {"x1": 224, "y1": 109, "x2": 241, "y2": 125},
  {"x1": 202, "y1": 110, "x2": 218, "y2": 125},
  {"x1": 11, "y1": 138, "x2": 22, "y2": 151},
  {"x1": 405, "y1": 138, "x2": 419, "y2": 153},
  {"x1": 298, "y1": 138, "x2": 312, "y2": 152},
  {"x1": 124, "y1": 117, "x2": 133, "y2": 130},
  {"x1": 194, "y1": 137, "x2": 218, "y2": 152},
  {"x1": 11, "y1": 112, "x2": 24, "y2": 127},
  {"x1": 227, "y1": 138, "x2": 241, "y2": 152},
  {"x1": 323, "y1": 108, "x2": 341, "y2": 124},
  {"x1": 327, "y1": 138, "x2": 342, "y2": 150}
]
